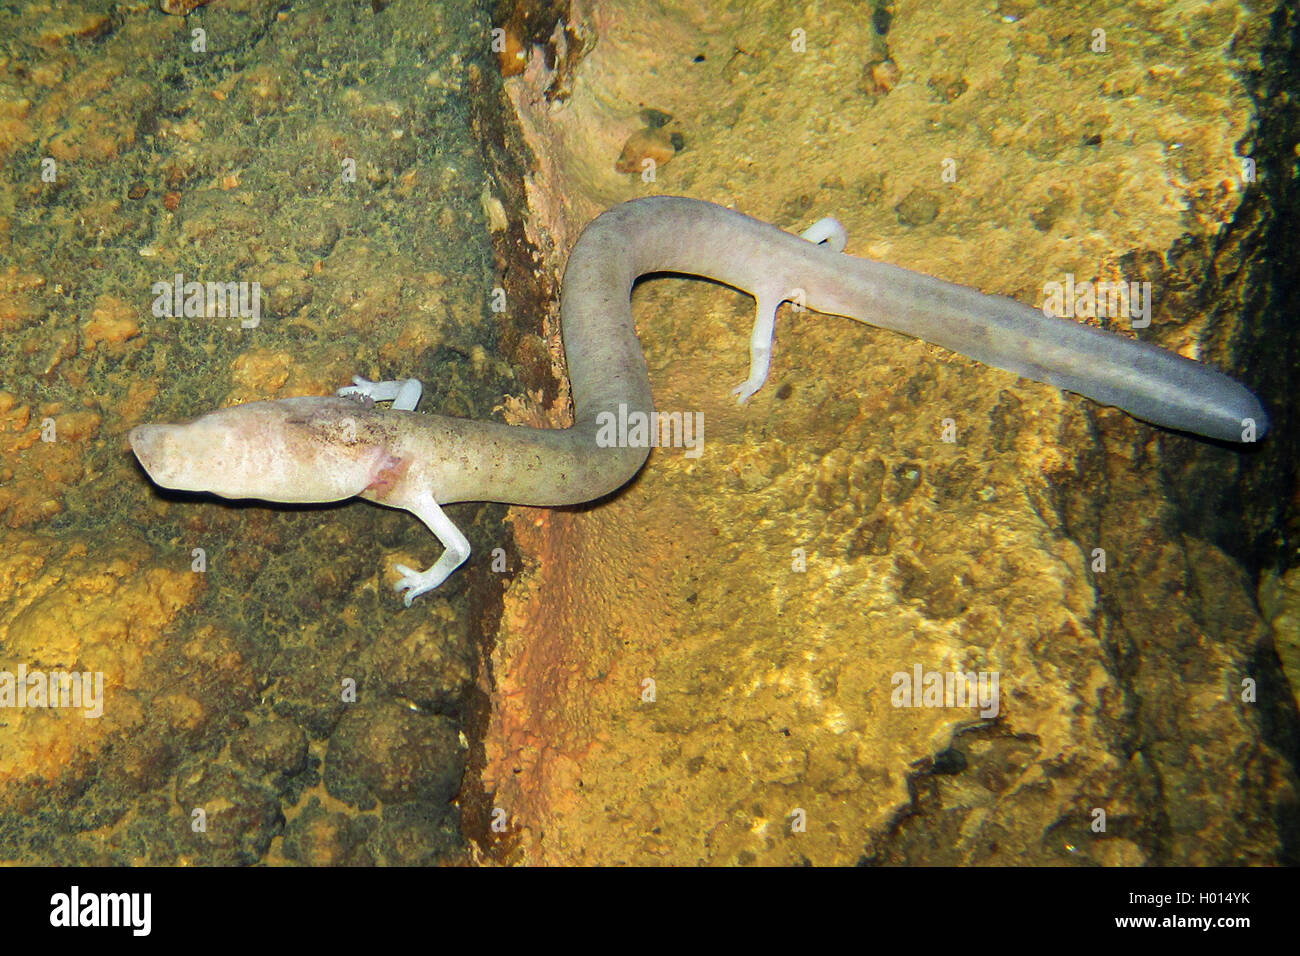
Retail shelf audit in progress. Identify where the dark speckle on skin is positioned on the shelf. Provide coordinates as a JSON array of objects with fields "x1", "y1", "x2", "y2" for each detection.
[{"x1": 292, "y1": 399, "x2": 405, "y2": 450}]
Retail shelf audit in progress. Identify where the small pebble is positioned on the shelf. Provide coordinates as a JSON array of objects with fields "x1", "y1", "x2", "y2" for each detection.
[
  {"x1": 160, "y1": 0, "x2": 211, "y2": 14},
  {"x1": 862, "y1": 58, "x2": 901, "y2": 96},
  {"x1": 497, "y1": 23, "x2": 527, "y2": 77},
  {"x1": 616, "y1": 127, "x2": 678, "y2": 174},
  {"x1": 895, "y1": 188, "x2": 939, "y2": 226}
]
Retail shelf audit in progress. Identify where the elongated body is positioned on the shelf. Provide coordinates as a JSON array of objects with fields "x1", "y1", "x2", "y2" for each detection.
[{"x1": 130, "y1": 197, "x2": 1268, "y2": 603}]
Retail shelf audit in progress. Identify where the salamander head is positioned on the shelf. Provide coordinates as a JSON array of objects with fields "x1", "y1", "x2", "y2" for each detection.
[{"x1": 130, "y1": 396, "x2": 397, "y2": 504}]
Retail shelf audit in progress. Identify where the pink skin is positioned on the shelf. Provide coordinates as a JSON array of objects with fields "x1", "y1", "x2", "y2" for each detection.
[
  {"x1": 129, "y1": 397, "x2": 397, "y2": 505},
  {"x1": 129, "y1": 394, "x2": 472, "y2": 605}
]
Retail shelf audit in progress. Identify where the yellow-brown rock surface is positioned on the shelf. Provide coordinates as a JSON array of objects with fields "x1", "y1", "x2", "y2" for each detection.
[{"x1": 485, "y1": 0, "x2": 1296, "y2": 864}]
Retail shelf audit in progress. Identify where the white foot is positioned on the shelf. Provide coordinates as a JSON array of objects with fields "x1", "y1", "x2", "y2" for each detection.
[
  {"x1": 393, "y1": 491, "x2": 470, "y2": 606},
  {"x1": 800, "y1": 216, "x2": 847, "y2": 252},
  {"x1": 732, "y1": 294, "x2": 781, "y2": 404},
  {"x1": 731, "y1": 216, "x2": 849, "y2": 404},
  {"x1": 338, "y1": 375, "x2": 423, "y2": 411}
]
